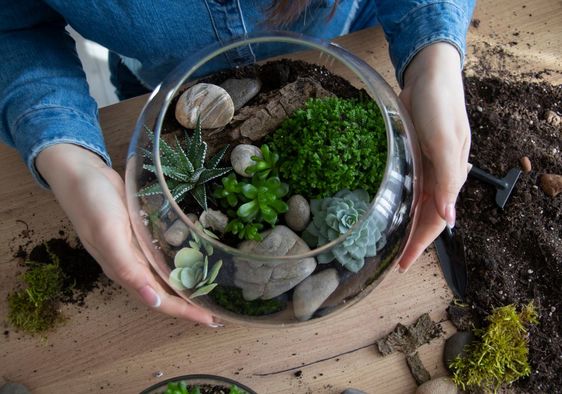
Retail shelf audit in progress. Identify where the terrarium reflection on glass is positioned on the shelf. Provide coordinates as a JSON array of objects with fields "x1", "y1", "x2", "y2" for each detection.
[{"x1": 125, "y1": 32, "x2": 421, "y2": 326}]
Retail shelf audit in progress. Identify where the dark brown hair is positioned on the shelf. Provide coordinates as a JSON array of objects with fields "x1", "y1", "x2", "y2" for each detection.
[{"x1": 266, "y1": 0, "x2": 340, "y2": 26}]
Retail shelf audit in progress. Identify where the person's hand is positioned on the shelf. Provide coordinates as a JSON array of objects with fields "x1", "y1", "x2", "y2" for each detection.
[
  {"x1": 398, "y1": 42, "x2": 471, "y2": 272},
  {"x1": 36, "y1": 144, "x2": 217, "y2": 325}
]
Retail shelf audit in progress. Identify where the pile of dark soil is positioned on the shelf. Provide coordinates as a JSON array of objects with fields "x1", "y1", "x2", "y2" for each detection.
[{"x1": 457, "y1": 75, "x2": 561, "y2": 392}]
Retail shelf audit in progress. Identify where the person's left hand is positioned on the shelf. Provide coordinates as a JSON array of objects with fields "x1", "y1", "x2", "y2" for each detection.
[{"x1": 398, "y1": 42, "x2": 471, "y2": 272}]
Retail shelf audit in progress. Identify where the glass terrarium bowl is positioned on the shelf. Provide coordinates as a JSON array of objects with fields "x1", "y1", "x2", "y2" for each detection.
[
  {"x1": 125, "y1": 32, "x2": 421, "y2": 327},
  {"x1": 140, "y1": 374, "x2": 256, "y2": 394}
]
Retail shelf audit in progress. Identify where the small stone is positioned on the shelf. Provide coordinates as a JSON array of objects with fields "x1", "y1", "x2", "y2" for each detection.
[
  {"x1": 545, "y1": 110, "x2": 561, "y2": 127},
  {"x1": 284, "y1": 195, "x2": 311, "y2": 232},
  {"x1": 540, "y1": 173, "x2": 562, "y2": 198},
  {"x1": 340, "y1": 389, "x2": 367, "y2": 394},
  {"x1": 230, "y1": 144, "x2": 262, "y2": 177},
  {"x1": 175, "y1": 83, "x2": 234, "y2": 129},
  {"x1": 220, "y1": 78, "x2": 262, "y2": 111},
  {"x1": 199, "y1": 209, "x2": 228, "y2": 233},
  {"x1": 293, "y1": 269, "x2": 339, "y2": 321},
  {"x1": 233, "y1": 226, "x2": 317, "y2": 300},
  {"x1": 519, "y1": 156, "x2": 532, "y2": 173},
  {"x1": 416, "y1": 377, "x2": 458, "y2": 394},
  {"x1": 164, "y1": 220, "x2": 189, "y2": 247},
  {"x1": 444, "y1": 331, "x2": 475, "y2": 371},
  {"x1": 476, "y1": 105, "x2": 483, "y2": 112}
]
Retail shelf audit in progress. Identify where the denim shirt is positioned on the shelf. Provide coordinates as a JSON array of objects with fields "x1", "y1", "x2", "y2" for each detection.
[{"x1": 0, "y1": 0, "x2": 474, "y2": 187}]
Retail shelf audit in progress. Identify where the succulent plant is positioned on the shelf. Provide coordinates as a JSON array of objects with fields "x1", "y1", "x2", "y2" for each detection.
[
  {"x1": 138, "y1": 118, "x2": 231, "y2": 210},
  {"x1": 244, "y1": 144, "x2": 279, "y2": 179},
  {"x1": 169, "y1": 225, "x2": 222, "y2": 298},
  {"x1": 302, "y1": 189, "x2": 386, "y2": 273},
  {"x1": 213, "y1": 147, "x2": 290, "y2": 241}
]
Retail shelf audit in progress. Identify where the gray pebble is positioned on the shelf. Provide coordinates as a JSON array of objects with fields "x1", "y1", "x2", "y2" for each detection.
[
  {"x1": 284, "y1": 195, "x2": 310, "y2": 232},
  {"x1": 444, "y1": 331, "x2": 475, "y2": 371},
  {"x1": 230, "y1": 144, "x2": 262, "y2": 177},
  {"x1": 220, "y1": 78, "x2": 262, "y2": 111},
  {"x1": 164, "y1": 219, "x2": 189, "y2": 247},
  {"x1": 416, "y1": 377, "x2": 458, "y2": 394},
  {"x1": 175, "y1": 83, "x2": 234, "y2": 129}
]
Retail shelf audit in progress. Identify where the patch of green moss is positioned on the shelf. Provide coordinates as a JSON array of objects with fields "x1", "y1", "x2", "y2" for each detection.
[
  {"x1": 267, "y1": 97, "x2": 387, "y2": 199},
  {"x1": 450, "y1": 302, "x2": 538, "y2": 393},
  {"x1": 7, "y1": 258, "x2": 66, "y2": 334},
  {"x1": 209, "y1": 286, "x2": 285, "y2": 316}
]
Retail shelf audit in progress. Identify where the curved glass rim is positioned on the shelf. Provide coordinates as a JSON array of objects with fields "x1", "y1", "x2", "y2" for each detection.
[
  {"x1": 139, "y1": 374, "x2": 257, "y2": 394},
  {"x1": 148, "y1": 31, "x2": 398, "y2": 262}
]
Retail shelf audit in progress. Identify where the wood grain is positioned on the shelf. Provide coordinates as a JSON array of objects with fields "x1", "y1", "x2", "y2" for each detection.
[{"x1": 1, "y1": 1, "x2": 560, "y2": 393}]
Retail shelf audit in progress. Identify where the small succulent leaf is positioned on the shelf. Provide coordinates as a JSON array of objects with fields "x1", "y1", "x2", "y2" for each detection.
[
  {"x1": 270, "y1": 200, "x2": 288, "y2": 213},
  {"x1": 317, "y1": 251, "x2": 335, "y2": 264},
  {"x1": 191, "y1": 184, "x2": 208, "y2": 210},
  {"x1": 241, "y1": 183, "x2": 258, "y2": 199},
  {"x1": 226, "y1": 194, "x2": 238, "y2": 207},
  {"x1": 190, "y1": 283, "x2": 218, "y2": 298},
  {"x1": 137, "y1": 182, "x2": 163, "y2": 197},
  {"x1": 169, "y1": 268, "x2": 186, "y2": 290},
  {"x1": 201, "y1": 255, "x2": 209, "y2": 283},
  {"x1": 198, "y1": 167, "x2": 232, "y2": 184},
  {"x1": 207, "y1": 259, "x2": 223, "y2": 284},
  {"x1": 174, "y1": 247, "x2": 203, "y2": 268},
  {"x1": 203, "y1": 241, "x2": 214, "y2": 256},
  {"x1": 188, "y1": 240, "x2": 199, "y2": 250},
  {"x1": 261, "y1": 144, "x2": 271, "y2": 161},
  {"x1": 237, "y1": 200, "x2": 259, "y2": 220},
  {"x1": 207, "y1": 144, "x2": 229, "y2": 169},
  {"x1": 260, "y1": 206, "x2": 277, "y2": 224},
  {"x1": 180, "y1": 268, "x2": 199, "y2": 289}
]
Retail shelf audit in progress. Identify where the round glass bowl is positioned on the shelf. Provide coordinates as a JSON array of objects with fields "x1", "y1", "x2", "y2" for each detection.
[
  {"x1": 125, "y1": 32, "x2": 421, "y2": 327},
  {"x1": 140, "y1": 374, "x2": 256, "y2": 394}
]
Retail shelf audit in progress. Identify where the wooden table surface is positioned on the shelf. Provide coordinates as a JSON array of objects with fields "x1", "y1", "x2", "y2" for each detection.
[{"x1": 1, "y1": 1, "x2": 560, "y2": 393}]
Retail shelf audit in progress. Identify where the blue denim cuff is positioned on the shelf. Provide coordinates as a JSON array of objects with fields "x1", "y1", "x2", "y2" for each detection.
[
  {"x1": 12, "y1": 106, "x2": 112, "y2": 188},
  {"x1": 389, "y1": 2, "x2": 470, "y2": 88}
]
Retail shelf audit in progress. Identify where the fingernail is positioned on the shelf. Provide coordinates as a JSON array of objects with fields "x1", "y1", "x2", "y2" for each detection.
[
  {"x1": 207, "y1": 322, "x2": 224, "y2": 328},
  {"x1": 139, "y1": 285, "x2": 161, "y2": 308},
  {"x1": 399, "y1": 266, "x2": 408, "y2": 274},
  {"x1": 445, "y1": 203, "x2": 456, "y2": 228}
]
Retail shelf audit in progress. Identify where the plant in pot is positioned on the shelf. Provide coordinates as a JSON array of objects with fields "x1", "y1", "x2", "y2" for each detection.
[
  {"x1": 140, "y1": 374, "x2": 256, "y2": 394},
  {"x1": 125, "y1": 32, "x2": 421, "y2": 326}
]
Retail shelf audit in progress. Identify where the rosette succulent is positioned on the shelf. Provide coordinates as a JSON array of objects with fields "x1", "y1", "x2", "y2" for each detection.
[
  {"x1": 138, "y1": 118, "x2": 231, "y2": 210},
  {"x1": 302, "y1": 189, "x2": 386, "y2": 272},
  {"x1": 169, "y1": 226, "x2": 222, "y2": 298}
]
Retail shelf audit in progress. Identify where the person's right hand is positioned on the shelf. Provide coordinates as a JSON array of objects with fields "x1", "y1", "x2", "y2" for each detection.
[{"x1": 36, "y1": 143, "x2": 218, "y2": 326}]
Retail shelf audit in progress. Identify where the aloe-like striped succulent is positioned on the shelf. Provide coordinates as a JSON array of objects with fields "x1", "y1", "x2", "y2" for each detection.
[{"x1": 138, "y1": 118, "x2": 231, "y2": 210}]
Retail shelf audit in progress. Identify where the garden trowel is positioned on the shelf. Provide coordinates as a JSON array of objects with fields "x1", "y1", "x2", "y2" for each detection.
[
  {"x1": 435, "y1": 226, "x2": 468, "y2": 300},
  {"x1": 468, "y1": 164, "x2": 522, "y2": 209}
]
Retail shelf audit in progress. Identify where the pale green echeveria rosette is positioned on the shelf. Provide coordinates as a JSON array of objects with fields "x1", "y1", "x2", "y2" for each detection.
[
  {"x1": 169, "y1": 225, "x2": 223, "y2": 298},
  {"x1": 303, "y1": 189, "x2": 386, "y2": 272}
]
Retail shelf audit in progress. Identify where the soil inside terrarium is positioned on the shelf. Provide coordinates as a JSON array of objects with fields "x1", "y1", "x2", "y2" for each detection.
[{"x1": 457, "y1": 74, "x2": 561, "y2": 392}]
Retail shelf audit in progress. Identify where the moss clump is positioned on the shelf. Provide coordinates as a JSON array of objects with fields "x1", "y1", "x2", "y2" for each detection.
[
  {"x1": 7, "y1": 260, "x2": 66, "y2": 334},
  {"x1": 209, "y1": 286, "x2": 285, "y2": 316},
  {"x1": 450, "y1": 302, "x2": 538, "y2": 393},
  {"x1": 267, "y1": 97, "x2": 387, "y2": 199}
]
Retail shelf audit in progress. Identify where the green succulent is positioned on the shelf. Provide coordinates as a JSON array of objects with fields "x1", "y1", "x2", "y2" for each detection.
[
  {"x1": 169, "y1": 226, "x2": 222, "y2": 298},
  {"x1": 138, "y1": 118, "x2": 232, "y2": 210},
  {"x1": 244, "y1": 144, "x2": 279, "y2": 179},
  {"x1": 302, "y1": 189, "x2": 386, "y2": 272},
  {"x1": 213, "y1": 149, "x2": 289, "y2": 241},
  {"x1": 164, "y1": 382, "x2": 247, "y2": 394}
]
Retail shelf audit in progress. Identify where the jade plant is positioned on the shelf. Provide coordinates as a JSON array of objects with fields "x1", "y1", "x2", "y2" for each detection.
[
  {"x1": 267, "y1": 97, "x2": 387, "y2": 199},
  {"x1": 450, "y1": 302, "x2": 538, "y2": 393},
  {"x1": 302, "y1": 189, "x2": 386, "y2": 272},
  {"x1": 213, "y1": 145, "x2": 289, "y2": 241},
  {"x1": 169, "y1": 225, "x2": 222, "y2": 298},
  {"x1": 138, "y1": 118, "x2": 231, "y2": 210}
]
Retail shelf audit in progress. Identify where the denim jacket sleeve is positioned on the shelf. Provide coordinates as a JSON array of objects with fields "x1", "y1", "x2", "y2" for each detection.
[
  {"x1": 0, "y1": 1, "x2": 111, "y2": 187},
  {"x1": 374, "y1": 0, "x2": 475, "y2": 88}
]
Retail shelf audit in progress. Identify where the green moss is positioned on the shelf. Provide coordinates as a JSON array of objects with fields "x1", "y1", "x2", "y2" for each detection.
[
  {"x1": 267, "y1": 97, "x2": 387, "y2": 199},
  {"x1": 450, "y1": 302, "x2": 538, "y2": 393},
  {"x1": 209, "y1": 286, "x2": 286, "y2": 316},
  {"x1": 7, "y1": 257, "x2": 66, "y2": 334}
]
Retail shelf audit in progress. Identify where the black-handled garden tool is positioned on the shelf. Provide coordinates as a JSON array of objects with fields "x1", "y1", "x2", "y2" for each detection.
[{"x1": 435, "y1": 164, "x2": 522, "y2": 299}]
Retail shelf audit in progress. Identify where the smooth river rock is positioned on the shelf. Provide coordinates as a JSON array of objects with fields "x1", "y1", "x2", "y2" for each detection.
[
  {"x1": 233, "y1": 225, "x2": 316, "y2": 300},
  {"x1": 220, "y1": 78, "x2": 262, "y2": 111},
  {"x1": 164, "y1": 219, "x2": 190, "y2": 247},
  {"x1": 415, "y1": 377, "x2": 458, "y2": 394},
  {"x1": 293, "y1": 268, "x2": 339, "y2": 321},
  {"x1": 284, "y1": 194, "x2": 310, "y2": 232},
  {"x1": 175, "y1": 83, "x2": 234, "y2": 129},
  {"x1": 199, "y1": 208, "x2": 228, "y2": 234},
  {"x1": 230, "y1": 144, "x2": 262, "y2": 177}
]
